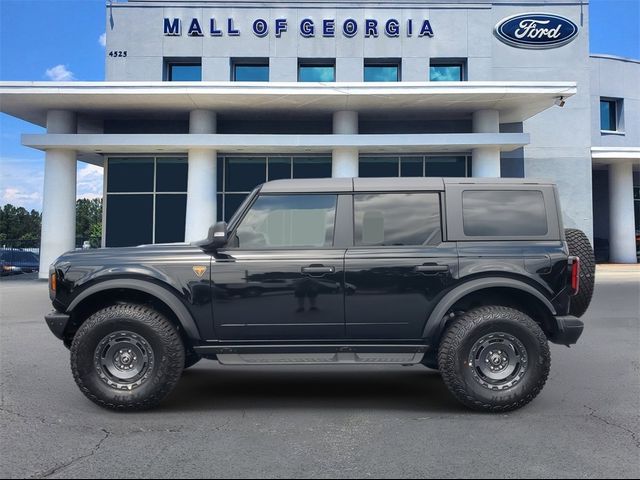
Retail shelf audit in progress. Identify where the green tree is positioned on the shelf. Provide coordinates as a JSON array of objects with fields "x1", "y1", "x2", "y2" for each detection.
[
  {"x1": 76, "y1": 198, "x2": 102, "y2": 247},
  {"x1": 0, "y1": 204, "x2": 42, "y2": 242}
]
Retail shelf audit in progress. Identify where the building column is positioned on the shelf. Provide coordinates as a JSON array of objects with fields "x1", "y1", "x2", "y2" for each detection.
[
  {"x1": 332, "y1": 111, "x2": 359, "y2": 178},
  {"x1": 185, "y1": 110, "x2": 217, "y2": 242},
  {"x1": 472, "y1": 109, "x2": 501, "y2": 177},
  {"x1": 39, "y1": 110, "x2": 77, "y2": 278},
  {"x1": 608, "y1": 161, "x2": 637, "y2": 263}
]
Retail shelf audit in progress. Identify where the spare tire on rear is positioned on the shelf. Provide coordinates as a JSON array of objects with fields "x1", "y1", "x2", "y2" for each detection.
[{"x1": 565, "y1": 228, "x2": 595, "y2": 317}]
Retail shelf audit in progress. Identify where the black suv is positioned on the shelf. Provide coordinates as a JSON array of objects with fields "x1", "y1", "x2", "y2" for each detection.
[{"x1": 46, "y1": 178, "x2": 594, "y2": 412}]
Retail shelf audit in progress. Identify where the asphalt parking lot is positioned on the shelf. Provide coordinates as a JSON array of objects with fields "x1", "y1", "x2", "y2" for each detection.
[{"x1": 1, "y1": 269, "x2": 639, "y2": 478}]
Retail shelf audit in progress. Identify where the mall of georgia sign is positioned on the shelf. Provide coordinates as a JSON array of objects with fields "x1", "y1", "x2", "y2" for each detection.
[{"x1": 494, "y1": 13, "x2": 579, "y2": 49}]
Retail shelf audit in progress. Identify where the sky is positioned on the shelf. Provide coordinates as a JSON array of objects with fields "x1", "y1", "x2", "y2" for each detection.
[{"x1": 0, "y1": 0, "x2": 639, "y2": 212}]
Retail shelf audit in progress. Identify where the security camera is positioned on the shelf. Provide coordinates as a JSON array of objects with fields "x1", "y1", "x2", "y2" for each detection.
[{"x1": 554, "y1": 97, "x2": 566, "y2": 107}]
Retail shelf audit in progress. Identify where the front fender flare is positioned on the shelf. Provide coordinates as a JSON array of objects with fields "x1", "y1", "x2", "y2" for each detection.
[
  {"x1": 67, "y1": 279, "x2": 201, "y2": 341},
  {"x1": 422, "y1": 277, "x2": 557, "y2": 342}
]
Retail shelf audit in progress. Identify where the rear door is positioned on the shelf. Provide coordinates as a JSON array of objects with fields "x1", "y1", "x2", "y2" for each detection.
[{"x1": 344, "y1": 191, "x2": 458, "y2": 340}]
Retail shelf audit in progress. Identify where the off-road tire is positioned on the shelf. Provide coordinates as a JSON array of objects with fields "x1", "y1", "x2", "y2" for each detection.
[
  {"x1": 70, "y1": 304, "x2": 185, "y2": 410},
  {"x1": 565, "y1": 228, "x2": 595, "y2": 317},
  {"x1": 438, "y1": 306, "x2": 550, "y2": 412}
]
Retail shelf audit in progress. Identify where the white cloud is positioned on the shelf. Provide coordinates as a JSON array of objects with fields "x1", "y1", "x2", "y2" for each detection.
[
  {"x1": 45, "y1": 64, "x2": 75, "y2": 81},
  {"x1": 1, "y1": 188, "x2": 41, "y2": 205},
  {"x1": 98, "y1": 33, "x2": 106, "y2": 48},
  {"x1": 77, "y1": 163, "x2": 103, "y2": 200}
]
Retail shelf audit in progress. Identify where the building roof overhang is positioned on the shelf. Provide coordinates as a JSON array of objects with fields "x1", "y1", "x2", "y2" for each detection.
[
  {"x1": 0, "y1": 81, "x2": 577, "y2": 126},
  {"x1": 591, "y1": 147, "x2": 640, "y2": 168}
]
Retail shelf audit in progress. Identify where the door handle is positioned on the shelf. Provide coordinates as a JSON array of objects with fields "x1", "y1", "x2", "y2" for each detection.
[
  {"x1": 301, "y1": 265, "x2": 335, "y2": 275},
  {"x1": 414, "y1": 264, "x2": 449, "y2": 273}
]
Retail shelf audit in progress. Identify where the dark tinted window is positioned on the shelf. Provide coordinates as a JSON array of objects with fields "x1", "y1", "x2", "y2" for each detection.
[
  {"x1": 156, "y1": 158, "x2": 187, "y2": 192},
  {"x1": 155, "y1": 194, "x2": 187, "y2": 243},
  {"x1": 298, "y1": 63, "x2": 335, "y2": 82},
  {"x1": 359, "y1": 157, "x2": 399, "y2": 177},
  {"x1": 462, "y1": 190, "x2": 548, "y2": 236},
  {"x1": 106, "y1": 194, "x2": 153, "y2": 247},
  {"x1": 354, "y1": 193, "x2": 441, "y2": 246},
  {"x1": 235, "y1": 195, "x2": 337, "y2": 248},
  {"x1": 234, "y1": 64, "x2": 269, "y2": 81},
  {"x1": 600, "y1": 99, "x2": 617, "y2": 131},
  {"x1": 107, "y1": 158, "x2": 154, "y2": 192},
  {"x1": 364, "y1": 64, "x2": 399, "y2": 82},
  {"x1": 400, "y1": 157, "x2": 423, "y2": 177},
  {"x1": 268, "y1": 157, "x2": 292, "y2": 180},
  {"x1": 226, "y1": 157, "x2": 266, "y2": 192},
  {"x1": 292, "y1": 157, "x2": 331, "y2": 179},
  {"x1": 224, "y1": 193, "x2": 249, "y2": 222},
  {"x1": 426, "y1": 156, "x2": 467, "y2": 177},
  {"x1": 168, "y1": 63, "x2": 202, "y2": 81}
]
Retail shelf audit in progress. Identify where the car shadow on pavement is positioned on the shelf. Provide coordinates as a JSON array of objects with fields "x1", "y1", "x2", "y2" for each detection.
[{"x1": 161, "y1": 365, "x2": 466, "y2": 414}]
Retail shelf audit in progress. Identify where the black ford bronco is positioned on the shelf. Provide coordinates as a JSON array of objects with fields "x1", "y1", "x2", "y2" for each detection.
[{"x1": 46, "y1": 178, "x2": 595, "y2": 412}]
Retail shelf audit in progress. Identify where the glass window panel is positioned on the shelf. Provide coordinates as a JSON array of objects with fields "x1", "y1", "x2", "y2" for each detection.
[
  {"x1": 107, "y1": 158, "x2": 154, "y2": 193},
  {"x1": 400, "y1": 157, "x2": 423, "y2": 177},
  {"x1": 600, "y1": 100, "x2": 617, "y2": 131},
  {"x1": 462, "y1": 190, "x2": 548, "y2": 237},
  {"x1": 354, "y1": 193, "x2": 441, "y2": 246},
  {"x1": 226, "y1": 157, "x2": 266, "y2": 192},
  {"x1": 430, "y1": 65, "x2": 462, "y2": 81},
  {"x1": 268, "y1": 157, "x2": 292, "y2": 181},
  {"x1": 359, "y1": 157, "x2": 399, "y2": 177},
  {"x1": 298, "y1": 65, "x2": 335, "y2": 82},
  {"x1": 217, "y1": 157, "x2": 224, "y2": 191},
  {"x1": 156, "y1": 157, "x2": 187, "y2": 192},
  {"x1": 169, "y1": 64, "x2": 202, "y2": 81},
  {"x1": 234, "y1": 65, "x2": 269, "y2": 81},
  {"x1": 425, "y1": 156, "x2": 467, "y2": 177},
  {"x1": 293, "y1": 157, "x2": 332, "y2": 178},
  {"x1": 106, "y1": 194, "x2": 153, "y2": 247},
  {"x1": 217, "y1": 193, "x2": 223, "y2": 223},
  {"x1": 155, "y1": 194, "x2": 187, "y2": 243},
  {"x1": 235, "y1": 194, "x2": 337, "y2": 248},
  {"x1": 225, "y1": 193, "x2": 249, "y2": 222},
  {"x1": 364, "y1": 65, "x2": 399, "y2": 82}
]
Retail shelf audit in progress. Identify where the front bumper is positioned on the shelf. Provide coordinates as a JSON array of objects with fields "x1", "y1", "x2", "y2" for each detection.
[
  {"x1": 45, "y1": 310, "x2": 71, "y2": 340},
  {"x1": 549, "y1": 315, "x2": 584, "y2": 346}
]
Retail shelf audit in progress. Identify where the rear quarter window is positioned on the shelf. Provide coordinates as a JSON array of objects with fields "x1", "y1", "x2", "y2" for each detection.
[{"x1": 462, "y1": 190, "x2": 548, "y2": 237}]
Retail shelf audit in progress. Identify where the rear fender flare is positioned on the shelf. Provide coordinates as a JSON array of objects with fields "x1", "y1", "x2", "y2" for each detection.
[{"x1": 423, "y1": 277, "x2": 556, "y2": 342}]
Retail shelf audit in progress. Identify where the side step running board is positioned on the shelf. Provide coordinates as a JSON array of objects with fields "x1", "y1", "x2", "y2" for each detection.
[{"x1": 193, "y1": 344, "x2": 429, "y2": 365}]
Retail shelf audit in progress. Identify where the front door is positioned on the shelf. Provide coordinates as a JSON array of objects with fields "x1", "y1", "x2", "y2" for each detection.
[
  {"x1": 211, "y1": 193, "x2": 346, "y2": 340},
  {"x1": 344, "y1": 192, "x2": 458, "y2": 339}
]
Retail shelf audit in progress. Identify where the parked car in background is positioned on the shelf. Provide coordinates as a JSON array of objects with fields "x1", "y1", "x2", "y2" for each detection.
[{"x1": 0, "y1": 248, "x2": 39, "y2": 276}]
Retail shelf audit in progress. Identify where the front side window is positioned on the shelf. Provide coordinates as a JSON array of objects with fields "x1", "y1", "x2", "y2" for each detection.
[
  {"x1": 462, "y1": 190, "x2": 548, "y2": 237},
  {"x1": 298, "y1": 60, "x2": 335, "y2": 82},
  {"x1": 235, "y1": 195, "x2": 337, "y2": 249},
  {"x1": 600, "y1": 99, "x2": 619, "y2": 131},
  {"x1": 354, "y1": 193, "x2": 441, "y2": 246}
]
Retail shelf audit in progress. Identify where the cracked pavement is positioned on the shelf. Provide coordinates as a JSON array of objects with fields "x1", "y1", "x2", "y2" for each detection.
[{"x1": 1, "y1": 271, "x2": 638, "y2": 478}]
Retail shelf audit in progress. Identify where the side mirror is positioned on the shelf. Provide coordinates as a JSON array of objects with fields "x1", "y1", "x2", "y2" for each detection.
[{"x1": 198, "y1": 221, "x2": 228, "y2": 250}]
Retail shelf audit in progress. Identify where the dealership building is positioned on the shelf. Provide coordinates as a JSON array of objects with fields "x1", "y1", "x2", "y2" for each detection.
[{"x1": 0, "y1": 0, "x2": 638, "y2": 277}]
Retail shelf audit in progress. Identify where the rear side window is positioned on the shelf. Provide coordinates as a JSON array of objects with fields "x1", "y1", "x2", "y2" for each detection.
[
  {"x1": 354, "y1": 193, "x2": 441, "y2": 246},
  {"x1": 235, "y1": 194, "x2": 337, "y2": 248},
  {"x1": 462, "y1": 190, "x2": 548, "y2": 237}
]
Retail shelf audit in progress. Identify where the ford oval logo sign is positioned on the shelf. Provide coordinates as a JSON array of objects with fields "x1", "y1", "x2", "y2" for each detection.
[{"x1": 494, "y1": 13, "x2": 579, "y2": 49}]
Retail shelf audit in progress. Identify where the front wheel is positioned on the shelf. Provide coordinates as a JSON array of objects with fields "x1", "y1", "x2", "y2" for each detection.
[
  {"x1": 438, "y1": 306, "x2": 550, "y2": 412},
  {"x1": 70, "y1": 304, "x2": 185, "y2": 410}
]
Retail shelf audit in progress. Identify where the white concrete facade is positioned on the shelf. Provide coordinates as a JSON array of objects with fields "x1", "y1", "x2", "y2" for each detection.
[
  {"x1": 0, "y1": 0, "x2": 638, "y2": 267},
  {"x1": 39, "y1": 111, "x2": 77, "y2": 278}
]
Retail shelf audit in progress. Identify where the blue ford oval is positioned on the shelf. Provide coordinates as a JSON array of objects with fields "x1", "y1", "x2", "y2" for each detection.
[{"x1": 494, "y1": 13, "x2": 579, "y2": 49}]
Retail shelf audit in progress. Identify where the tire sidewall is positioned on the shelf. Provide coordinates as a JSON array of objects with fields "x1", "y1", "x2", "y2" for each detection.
[
  {"x1": 72, "y1": 309, "x2": 183, "y2": 409},
  {"x1": 454, "y1": 319, "x2": 547, "y2": 407}
]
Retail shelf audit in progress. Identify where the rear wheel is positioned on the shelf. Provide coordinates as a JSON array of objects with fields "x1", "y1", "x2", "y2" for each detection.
[
  {"x1": 70, "y1": 304, "x2": 185, "y2": 410},
  {"x1": 565, "y1": 228, "x2": 595, "y2": 317},
  {"x1": 438, "y1": 306, "x2": 550, "y2": 412}
]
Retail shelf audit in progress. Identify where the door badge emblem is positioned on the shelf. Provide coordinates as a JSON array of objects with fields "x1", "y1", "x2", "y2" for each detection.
[{"x1": 193, "y1": 265, "x2": 207, "y2": 277}]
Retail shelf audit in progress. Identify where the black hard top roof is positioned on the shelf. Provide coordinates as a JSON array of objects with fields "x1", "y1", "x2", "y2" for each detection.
[{"x1": 259, "y1": 177, "x2": 555, "y2": 193}]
